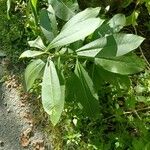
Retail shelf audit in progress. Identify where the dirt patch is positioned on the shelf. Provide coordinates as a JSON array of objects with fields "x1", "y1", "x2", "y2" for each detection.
[{"x1": 0, "y1": 61, "x2": 52, "y2": 150}]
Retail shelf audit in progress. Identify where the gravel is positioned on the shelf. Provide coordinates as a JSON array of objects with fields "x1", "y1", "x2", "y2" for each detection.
[{"x1": 0, "y1": 62, "x2": 52, "y2": 150}]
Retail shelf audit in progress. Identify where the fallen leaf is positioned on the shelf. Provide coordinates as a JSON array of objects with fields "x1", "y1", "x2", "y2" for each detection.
[
  {"x1": 32, "y1": 139, "x2": 45, "y2": 150},
  {"x1": 20, "y1": 128, "x2": 32, "y2": 147}
]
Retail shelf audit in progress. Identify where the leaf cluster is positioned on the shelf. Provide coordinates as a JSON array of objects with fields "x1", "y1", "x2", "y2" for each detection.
[{"x1": 18, "y1": 0, "x2": 146, "y2": 126}]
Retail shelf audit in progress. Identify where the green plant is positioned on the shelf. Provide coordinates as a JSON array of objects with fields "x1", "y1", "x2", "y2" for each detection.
[
  {"x1": 121, "y1": 0, "x2": 150, "y2": 13},
  {"x1": 17, "y1": 0, "x2": 146, "y2": 126},
  {"x1": 57, "y1": 69, "x2": 150, "y2": 150}
]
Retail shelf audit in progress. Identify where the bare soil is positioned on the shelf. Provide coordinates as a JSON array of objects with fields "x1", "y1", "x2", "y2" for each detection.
[{"x1": 0, "y1": 61, "x2": 52, "y2": 150}]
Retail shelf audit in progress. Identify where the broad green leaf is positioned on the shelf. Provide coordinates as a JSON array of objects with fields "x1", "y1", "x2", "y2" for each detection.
[
  {"x1": 96, "y1": 35, "x2": 117, "y2": 58},
  {"x1": 30, "y1": 0, "x2": 38, "y2": 25},
  {"x1": 65, "y1": 73, "x2": 76, "y2": 102},
  {"x1": 94, "y1": 66, "x2": 131, "y2": 89},
  {"x1": 62, "y1": 7, "x2": 101, "y2": 31},
  {"x1": 7, "y1": 0, "x2": 11, "y2": 19},
  {"x1": 93, "y1": 14, "x2": 125, "y2": 39},
  {"x1": 51, "y1": 84, "x2": 65, "y2": 126},
  {"x1": 40, "y1": 9, "x2": 54, "y2": 41},
  {"x1": 121, "y1": 0, "x2": 133, "y2": 8},
  {"x1": 48, "y1": 0, "x2": 76, "y2": 21},
  {"x1": 74, "y1": 61, "x2": 99, "y2": 118},
  {"x1": 108, "y1": 14, "x2": 126, "y2": 32},
  {"x1": 93, "y1": 22, "x2": 112, "y2": 38},
  {"x1": 20, "y1": 50, "x2": 45, "y2": 58},
  {"x1": 51, "y1": 59, "x2": 65, "y2": 125},
  {"x1": 113, "y1": 34, "x2": 145, "y2": 56},
  {"x1": 46, "y1": 5, "x2": 58, "y2": 36},
  {"x1": 95, "y1": 54, "x2": 145, "y2": 75},
  {"x1": 42, "y1": 59, "x2": 63, "y2": 126},
  {"x1": 25, "y1": 59, "x2": 45, "y2": 91},
  {"x1": 89, "y1": 65, "x2": 104, "y2": 91},
  {"x1": 40, "y1": 5, "x2": 58, "y2": 42},
  {"x1": 48, "y1": 18, "x2": 103, "y2": 49},
  {"x1": 28, "y1": 36, "x2": 46, "y2": 50},
  {"x1": 76, "y1": 37, "x2": 107, "y2": 57},
  {"x1": 67, "y1": 0, "x2": 79, "y2": 12},
  {"x1": 69, "y1": 40, "x2": 83, "y2": 51},
  {"x1": 76, "y1": 35, "x2": 117, "y2": 58},
  {"x1": 77, "y1": 33, "x2": 144, "y2": 58},
  {"x1": 47, "y1": 57, "x2": 65, "y2": 125},
  {"x1": 126, "y1": 10, "x2": 140, "y2": 26}
]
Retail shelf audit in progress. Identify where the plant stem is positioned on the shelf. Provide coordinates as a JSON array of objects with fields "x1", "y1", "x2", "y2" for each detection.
[
  {"x1": 133, "y1": 26, "x2": 150, "y2": 70},
  {"x1": 103, "y1": 107, "x2": 150, "y2": 121},
  {"x1": 54, "y1": 52, "x2": 95, "y2": 61}
]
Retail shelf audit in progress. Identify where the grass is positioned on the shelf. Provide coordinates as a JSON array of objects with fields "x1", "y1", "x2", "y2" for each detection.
[
  {"x1": 0, "y1": 0, "x2": 28, "y2": 66},
  {"x1": 0, "y1": 0, "x2": 11, "y2": 54}
]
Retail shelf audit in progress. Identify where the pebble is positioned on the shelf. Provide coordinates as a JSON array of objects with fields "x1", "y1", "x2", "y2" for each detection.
[
  {"x1": 7, "y1": 108, "x2": 11, "y2": 113},
  {"x1": 4, "y1": 102, "x2": 7, "y2": 106},
  {"x1": 30, "y1": 124, "x2": 34, "y2": 128},
  {"x1": 13, "y1": 84, "x2": 18, "y2": 88},
  {"x1": 0, "y1": 141, "x2": 4, "y2": 147},
  {"x1": 7, "y1": 84, "x2": 11, "y2": 88},
  {"x1": 20, "y1": 103, "x2": 25, "y2": 107}
]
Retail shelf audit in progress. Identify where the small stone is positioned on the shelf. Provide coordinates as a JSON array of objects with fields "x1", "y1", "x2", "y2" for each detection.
[
  {"x1": 20, "y1": 128, "x2": 33, "y2": 148},
  {"x1": 12, "y1": 78, "x2": 16, "y2": 82},
  {"x1": 32, "y1": 139, "x2": 44, "y2": 150},
  {"x1": 20, "y1": 136, "x2": 30, "y2": 148},
  {"x1": 1, "y1": 94, "x2": 5, "y2": 99},
  {"x1": 20, "y1": 103, "x2": 25, "y2": 107},
  {"x1": 7, "y1": 84, "x2": 11, "y2": 88},
  {"x1": 0, "y1": 141, "x2": 4, "y2": 147},
  {"x1": 7, "y1": 108, "x2": 11, "y2": 113},
  {"x1": 30, "y1": 123, "x2": 34, "y2": 128},
  {"x1": 23, "y1": 128, "x2": 33, "y2": 137},
  {"x1": 13, "y1": 84, "x2": 18, "y2": 88},
  {"x1": 4, "y1": 102, "x2": 7, "y2": 106}
]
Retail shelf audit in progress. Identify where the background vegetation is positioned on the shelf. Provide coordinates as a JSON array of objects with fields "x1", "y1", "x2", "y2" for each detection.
[{"x1": 1, "y1": 0, "x2": 150, "y2": 149}]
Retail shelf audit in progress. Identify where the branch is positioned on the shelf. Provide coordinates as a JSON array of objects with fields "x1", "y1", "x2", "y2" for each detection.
[
  {"x1": 103, "y1": 107, "x2": 150, "y2": 121},
  {"x1": 133, "y1": 26, "x2": 150, "y2": 70}
]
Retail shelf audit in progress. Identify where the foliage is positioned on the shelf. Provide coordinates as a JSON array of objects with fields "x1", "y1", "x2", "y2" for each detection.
[
  {"x1": 0, "y1": 0, "x2": 29, "y2": 66},
  {"x1": 17, "y1": 0, "x2": 145, "y2": 126},
  {"x1": 122, "y1": 0, "x2": 150, "y2": 14},
  {"x1": 123, "y1": 0, "x2": 150, "y2": 27},
  {"x1": 55, "y1": 70, "x2": 150, "y2": 150},
  {"x1": 4, "y1": 0, "x2": 150, "y2": 149}
]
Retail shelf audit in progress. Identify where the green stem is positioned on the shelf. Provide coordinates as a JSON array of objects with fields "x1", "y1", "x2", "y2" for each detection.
[
  {"x1": 45, "y1": 43, "x2": 52, "y2": 52},
  {"x1": 133, "y1": 26, "x2": 150, "y2": 70},
  {"x1": 54, "y1": 53, "x2": 95, "y2": 62}
]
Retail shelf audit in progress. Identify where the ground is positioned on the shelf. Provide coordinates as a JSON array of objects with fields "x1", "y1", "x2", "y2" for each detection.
[{"x1": 0, "y1": 60, "x2": 52, "y2": 150}]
